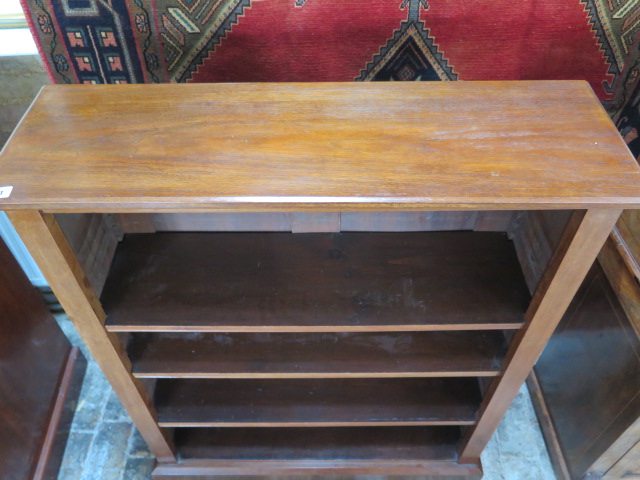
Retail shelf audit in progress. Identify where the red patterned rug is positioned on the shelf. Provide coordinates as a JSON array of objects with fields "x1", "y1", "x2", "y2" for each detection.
[{"x1": 19, "y1": 0, "x2": 640, "y2": 156}]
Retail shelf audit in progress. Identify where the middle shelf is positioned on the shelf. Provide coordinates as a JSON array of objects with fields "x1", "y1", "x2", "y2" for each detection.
[
  {"x1": 154, "y1": 378, "x2": 482, "y2": 427},
  {"x1": 127, "y1": 331, "x2": 508, "y2": 378}
]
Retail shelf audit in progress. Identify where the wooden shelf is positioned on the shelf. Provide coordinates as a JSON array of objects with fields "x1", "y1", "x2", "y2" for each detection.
[
  {"x1": 102, "y1": 231, "x2": 529, "y2": 332},
  {"x1": 173, "y1": 426, "x2": 462, "y2": 461},
  {"x1": 154, "y1": 378, "x2": 482, "y2": 427},
  {"x1": 128, "y1": 331, "x2": 507, "y2": 378},
  {"x1": 150, "y1": 426, "x2": 483, "y2": 476}
]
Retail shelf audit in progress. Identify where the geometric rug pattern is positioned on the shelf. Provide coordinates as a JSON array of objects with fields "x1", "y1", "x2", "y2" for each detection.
[{"x1": 20, "y1": 0, "x2": 640, "y2": 150}]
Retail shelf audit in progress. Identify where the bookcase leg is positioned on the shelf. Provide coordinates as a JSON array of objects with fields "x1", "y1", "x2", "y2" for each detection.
[
  {"x1": 7, "y1": 210, "x2": 176, "y2": 463},
  {"x1": 459, "y1": 208, "x2": 622, "y2": 463}
]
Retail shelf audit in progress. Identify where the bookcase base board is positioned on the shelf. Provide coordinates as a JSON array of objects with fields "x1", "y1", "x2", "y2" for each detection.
[{"x1": 151, "y1": 459, "x2": 483, "y2": 478}]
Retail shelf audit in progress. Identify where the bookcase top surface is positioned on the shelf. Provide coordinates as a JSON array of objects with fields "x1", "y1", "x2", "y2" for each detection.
[{"x1": 1, "y1": 81, "x2": 639, "y2": 212}]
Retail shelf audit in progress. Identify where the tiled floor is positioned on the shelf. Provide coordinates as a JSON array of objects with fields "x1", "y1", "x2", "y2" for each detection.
[
  {"x1": 55, "y1": 313, "x2": 556, "y2": 480},
  {"x1": 55, "y1": 314, "x2": 156, "y2": 480},
  {"x1": 58, "y1": 360, "x2": 156, "y2": 480}
]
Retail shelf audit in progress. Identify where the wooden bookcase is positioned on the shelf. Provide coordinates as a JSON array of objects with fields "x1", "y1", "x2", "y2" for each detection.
[{"x1": 1, "y1": 81, "x2": 638, "y2": 478}]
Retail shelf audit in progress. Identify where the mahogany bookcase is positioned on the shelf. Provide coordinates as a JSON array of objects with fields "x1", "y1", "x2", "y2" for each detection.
[{"x1": 1, "y1": 81, "x2": 638, "y2": 479}]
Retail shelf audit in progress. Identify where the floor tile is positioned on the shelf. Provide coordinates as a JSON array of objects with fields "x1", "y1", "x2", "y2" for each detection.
[
  {"x1": 122, "y1": 456, "x2": 155, "y2": 480},
  {"x1": 57, "y1": 432, "x2": 94, "y2": 480},
  {"x1": 71, "y1": 363, "x2": 110, "y2": 432},
  {"x1": 83, "y1": 421, "x2": 133, "y2": 473}
]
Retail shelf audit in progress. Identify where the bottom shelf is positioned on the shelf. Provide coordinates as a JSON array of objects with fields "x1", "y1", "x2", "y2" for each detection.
[
  {"x1": 176, "y1": 426, "x2": 460, "y2": 461},
  {"x1": 152, "y1": 427, "x2": 482, "y2": 477}
]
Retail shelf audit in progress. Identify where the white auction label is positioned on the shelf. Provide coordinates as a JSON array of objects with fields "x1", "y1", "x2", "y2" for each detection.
[{"x1": 0, "y1": 186, "x2": 13, "y2": 199}]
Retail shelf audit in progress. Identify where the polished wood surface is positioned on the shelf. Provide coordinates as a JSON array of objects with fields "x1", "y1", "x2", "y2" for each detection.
[
  {"x1": 534, "y1": 263, "x2": 640, "y2": 479},
  {"x1": 33, "y1": 347, "x2": 85, "y2": 480},
  {"x1": 509, "y1": 210, "x2": 573, "y2": 292},
  {"x1": 155, "y1": 426, "x2": 483, "y2": 477},
  {"x1": 154, "y1": 378, "x2": 481, "y2": 427},
  {"x1": 1, "y1": 82, "x2": 639, "y2": 212},
  {"x1": 599, "y1": 236, "x2": 640, "y2": 334},
  {"x1": 113, "y1": 213, "x2": 156, "y2": 234},
  {"x1": 153, "y1": 463, "x2": 481, "y2": 479},
  {"x1": 153, "y1": 472, "x2": 481, "y2": 480},
  {"x1": 128, "y1": 331, "x2": 507, "y2": 379},
  {"x1": 3, "y1": 82, "x2": 638, "y2": 477},
  {"x1": 174, "y1": 426, "x2": 462, "y2": 461},
  {"x1": 526, "y1": 371, "x2": 572, "y2": 480},
  {"x1": 154, "y1": 470, "x2": 481, "y2": 480},
  {"x1": 521, "y1": 209, "x2": 640, "y2": 480},
  {"x1": 139, "y1": 211, "x2": 515, "y2": 233},
  {"x1": 290, "y1": 212, "x2": 340, "y2": 233},
  {"x1": 56, "y1": 213, "x2": 120, "y2": 294},
  {"x1": 0, "y1": 237, "x2": 84, "y2": 480},
  {"x1": 460, "y1": 208, "x2": 622, "y2": 462},
  {"x1": 6, "y1": 210, "x2": 177, "y2": 463},
  {"x1": 615, "y1": 211, "x2": 640, "y2": 281},
  {"x1": 102, "y1": 232, "x2": 528, "y2": 332}
]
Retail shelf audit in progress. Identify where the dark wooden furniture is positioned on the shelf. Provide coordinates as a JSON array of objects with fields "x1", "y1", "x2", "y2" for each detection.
[
  {"x1": 527, "y1": 217, "x2": 640, "y2": 479},
  {"x1": 1, "y1": 81, "x2": 638, "y2": 478},
  {"x1": 0, "y1": 236, "x2": 85, "y2": 480}
]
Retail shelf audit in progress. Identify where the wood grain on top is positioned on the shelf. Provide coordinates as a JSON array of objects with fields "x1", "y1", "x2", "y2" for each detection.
[{"x1": 0, "y1": 81, "x2": 638, "y2": 211}]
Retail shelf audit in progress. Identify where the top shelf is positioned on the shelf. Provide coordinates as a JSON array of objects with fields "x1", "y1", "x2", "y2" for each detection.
[
  {"x1": 102, "y1": 231, "x2": 529, "y2": 333},
  {"x1": 0, "y1": 81, "x2": 639, "y2": 212}
]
